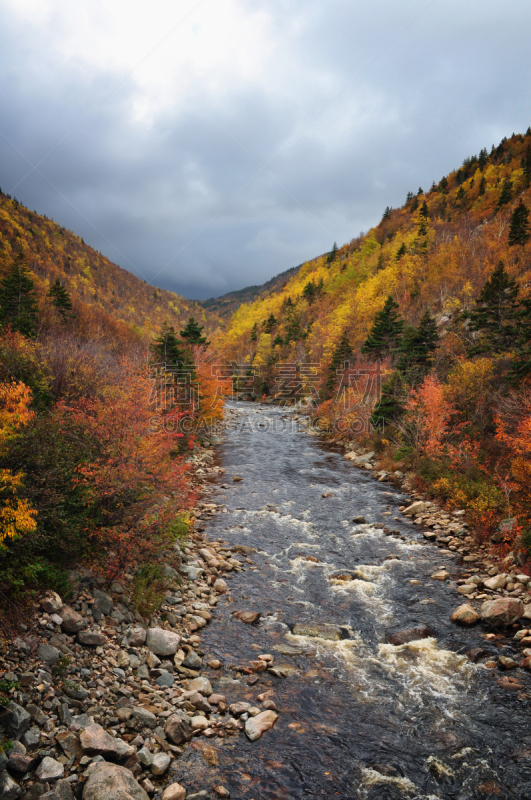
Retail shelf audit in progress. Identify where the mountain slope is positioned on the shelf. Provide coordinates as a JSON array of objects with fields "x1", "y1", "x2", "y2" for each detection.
[
  {"x1": 216, "y1": 130, "x2": 531, "y2": 366},
  {"x1": 199, "y1": 263, "x2": 304, "y2": 318},
  {"x1": 0, "y1": 191, "x2": 211, "y2": 337}
]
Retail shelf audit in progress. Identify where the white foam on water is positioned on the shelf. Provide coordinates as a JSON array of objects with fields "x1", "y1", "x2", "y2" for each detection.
[{"x1": 360, "y1": 767, "x2": 417, "y2": 794}]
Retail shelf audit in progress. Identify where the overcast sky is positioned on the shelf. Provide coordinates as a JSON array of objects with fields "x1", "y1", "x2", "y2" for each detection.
[{"x1": 0, "y1": 0, "x2": 530, "y2": 299}]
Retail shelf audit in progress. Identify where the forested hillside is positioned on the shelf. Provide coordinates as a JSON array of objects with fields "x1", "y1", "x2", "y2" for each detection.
[
  {"x1": 199, "y1": 263, "x2": 304, "y2": 318},
  {"x1": 0, "y1": 190, "x2": 210, "y2": 337},
  {"x1": 216, "y1": 129, "x2": 531, "y2": 564}
]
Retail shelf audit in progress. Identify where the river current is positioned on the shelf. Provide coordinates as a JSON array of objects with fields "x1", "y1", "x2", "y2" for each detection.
[{"x1": 177, "y1": 403, "x2": 531, "y2": 800}]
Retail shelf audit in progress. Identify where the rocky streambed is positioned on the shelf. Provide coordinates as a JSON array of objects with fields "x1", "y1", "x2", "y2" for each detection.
[{"x1": 2, "y1": 402, "x2": 531, "y2": 800}]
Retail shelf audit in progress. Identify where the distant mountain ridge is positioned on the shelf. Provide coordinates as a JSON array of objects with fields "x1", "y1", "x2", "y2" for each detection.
[{"x1": 198, "y1": 263, "x2": 305, "y2": 317}]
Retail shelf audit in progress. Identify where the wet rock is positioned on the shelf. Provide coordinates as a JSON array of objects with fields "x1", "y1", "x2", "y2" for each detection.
[
  {"x1": 387, "y1": 627, "x2": 432, "y2": 646},
  {"x1": 80, "y1": 723, "x2": 118, "y2": 758},
  {"x1": 232, "y1": 611, "x2": 260, "y2": 625},
  {"x1": 0, "y1": 771, "x2": 21, "y2": 800},
  {"x1": 480, "y1": 598, "x2": 524, "y2": 626},
  {"x1": 457, "y1": 584, "x2": 476, "y2": 595},
  {"x1": 498, "y1": 655, "x2": 517, "y2": 669},
  {"x1": 161, "y1": 785, "x2": 186, "y2": 800},
  {"x1": 244, "y1": 710, "x2": 278, "y2": 742},
  {"x1": 292, "y1": 622, "x2": 343, "y2": 641},
  {"x1": 188, "y1": 677, "x2": 213, "y2": 696},
  {"x1": 40, "y1": 592, "x2": 63, "y2": 614},
  {"x1": 83, "y1": 762, "x2": 149, "y2": 800},
  {"x1": 125, "y1": 627, "x2": 147, "y2": 647},
  {"x1": 37, "y1": 643, "x2": 61, "y2": 665},
  {"x1": 77, "y1": 630, "x2": 107, "y2": 646},
  {"x1": 151, "y1": 753, "x2": 171, "y2": 775},
  {"x1": 60, "y1": 606, "x2": 85, "y2": 633},
  {"x1": 213, "y1": 579, "x2": 227, "y2": 594},
  {"x1": 229, "y1": 702, "x2": 251, "y2": 716},
  {"x1": 164, "y1": 714, "x2": 194, "y2": 745},
  {"x1": 213, "y1": 788, "x2": 230, "y2": 798},
  {"x1": 35, "y1": 757, "x2": 64, "y2": 781},
  {"x1": 496, "y1": 675, "x2": 523, "y2": 691},
  {"x1": 451, "y1": 604, "x2": 480, "y2": 626},
  {"x1": 466, "y1": 648, "x2": 489, "y2": 663},
  {"x1": 403, "y1": 501, "x2": 426, "y2": 516},
  {"x1": 352, "y1": 516, "x2": 367, "y2": 524},
  {"x1": 0, "y1": 702, "x2": 31, "y2": 739},
  {"x1": 431, "y1": 570, "x2": 449, "y2": 581},
  {"x1": 145, "y1": 628, "x2": 180, "y2": 656},
  {"x1": 269, "y1": 664, "x2": 298, "y2": 678}
]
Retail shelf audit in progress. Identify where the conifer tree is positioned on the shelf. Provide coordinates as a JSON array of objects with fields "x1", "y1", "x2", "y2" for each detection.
[
  {"x1": 510, "y1": 297, "x2": 531, "y2": 381},
  {"x1": 327, "y1": 242, "x2": 338, "y2": 264},
  {"x1": 250, "y1": 323, "x2": 258, "y2": 342},
  {"x1": 361, "y1": 296, "x2": 404, "y2": 361},
  {"x1": 396, "y1": 243, "x2": 406, "y2": 260},
  {"x1": 151, "y1": 323, "x2": 187, "y2": 364},
  {"x1": 508, "y1": 200, "x2": 530, "y2": 246},
  {"x1": 302, "y1": 280, "x2": 316, "y2": 302},
  {"x1": 272, "y1": 334, "x2": 284, "y2": 347},
  {"x1": 370, "y1": 371, "x2": 406, "y2": 430},
  {"x1": 324, "y1": 331, "x2": 353, "y2": 399},
  {"x1": 0, "y1": 252, "x2": 39, "y2": 337},
  {"x1": 48, "y1": 279, "x2": 73, "y2": 321},
  {"x1": 264, "y1": 313, "x2": 277, "y2": 333},
  {"x1": 381, "y1": 206, "x2": 391, "y2": 221},
  {"x1": 479, "y1": 176, "x2": 486, "y2": 195},
  {"x1": 496, "y1": 178, "x2": 512, "y2": 209},
  {"x1": 397, "y1": 310, "x2": 440, "y2": 381},
  {"x1": 465, "y1": 261, "x2": 520, "y2": 355},
  {"x1": 180, "y1": 316, "x2": 210, "y2": 347}
]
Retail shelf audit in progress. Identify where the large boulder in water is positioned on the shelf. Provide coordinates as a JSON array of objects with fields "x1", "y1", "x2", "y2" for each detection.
[
  {"x1": 480, "y1": 598, "x2": 524, "y2": 626},
  {"x1": 387, "y1": 627, "x2": 432, "y2": 646}
]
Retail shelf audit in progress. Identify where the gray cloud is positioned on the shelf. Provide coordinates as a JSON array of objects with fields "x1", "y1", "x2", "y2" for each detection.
[{"x1": 1, "y1": 0, "x2": 530, "y2": 299}]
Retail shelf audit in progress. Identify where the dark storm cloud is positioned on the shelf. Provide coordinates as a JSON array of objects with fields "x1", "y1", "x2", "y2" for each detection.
[{"x1": 1, "y1": 0, "x2": 530, "y2": 299}]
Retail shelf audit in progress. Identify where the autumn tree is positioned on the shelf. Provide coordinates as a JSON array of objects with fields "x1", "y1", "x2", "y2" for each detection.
[
  {"x1": 370, "y1": 371, "x2": 407, "y2": 430},
  {"x1": 361, "y1": 296, "x2": 404, "y2": 361},
  {"x1": 465, "y1": 261, "x2": 520, "y2": 355},
  {"x1": 0, "y1": 252, "x2": 39, "y2": 337}
]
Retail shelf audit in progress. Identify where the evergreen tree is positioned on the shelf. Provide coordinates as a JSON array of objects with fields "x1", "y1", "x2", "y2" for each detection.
[
  {"x1": 324, "y1": 331, "x2": 353, "y2": 399},
  {"x1": 361, "y1": 296, "x2": 404, "y2": 361},
  {"x1": 396, "y1": 243, "x2": 406, "y2": 260},
  {"x1": 479, "y1": 176, "x2": 486, "y2": 195},
  {"x1": 0, "y1": 252, "x2": 39, "y2": 337},
  {"x1": 397, "y1": 310, "x2": 440, "y2": 381},
  {"x1": 272, "y1": 334, "x2": 284, "y2": 347},
  {"x1": 438, "y1": 176, "x2": 448, "y2": 193},
  {"x1": 250, "y1": 323, "x2": 258, "y2": 342},
  {"x1": 151, "y1": 323, "x2": 187, "y2": 364},
  {"x1": 264, "y1": 313, "x2": 277, "y2": 333},
  {"x1": 302, "y1": 280, "x2": 316, "y2": 302},
  {"x1": 180, "y1": 316, "x2": 210, "y2": 347},
  {"x1": 418, "y1": 201, "x2": 429, "y2": 236},
  {"x1": 48, "y1": 279, "x2": 73, "y2": 321},
  {"x1": 509, "y1": 297, "x2": 531, "y2": 381},
  {"x1": 508, "y1": 200, "x2": 530, "y2": 246},
  {"x1": 465, "y1": 261, "x2": 520, "y2": 355},
  {"x1": 327, "y1": 242, "x2": 338, "y2": 264},
  {"x1": 478, "y1": 147, "x2": 489, "y2": 170},
  {"x1": 381, "y1": 206, "x2": 392, "y2": 221},
  {"x1": 409, "y1": 196, "x2": 419, "y2": 212},
  {"x1": 370, "y1": 371, "x2": 406, "y2": 430},
  {"x1": 523, "y1": 145, "x2": 531, "y2": 187},
  {"x1": 496, "y1": 177, "x2": 512, "y2": 209}
]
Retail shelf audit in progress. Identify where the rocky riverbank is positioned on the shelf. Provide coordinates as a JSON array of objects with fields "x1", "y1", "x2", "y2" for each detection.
[{"x1": 0, "y1": 408, "x2": 279, "y2": 800}]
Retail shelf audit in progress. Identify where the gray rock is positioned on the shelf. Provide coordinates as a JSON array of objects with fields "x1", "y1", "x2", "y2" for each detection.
[
  {"x1": 155, "y1": 672, "x2": 174, "y2": 688},
  {"x1": 77, "y1": 630, "x2": 106, "y2": 646},
  {"x1": 82, "y1": 762, "x2": 149, "y2": 800},
  {"x1": 40, "y1": 779, "x2": 75, "y2": 800},
  {"x1": 40, "y1": 592, "x2": 63, "y2": 614},
  {"x1": 137, "y1": 747, "x2": 153, "y2": 767},
  {"x1": 125, "y1": 627, "x2": 147, "y2": 647},
  {"x1": 130, "y1": 707, "x2": 157, "y2": 729},
  {"x1": 35, "y1": 757, "x2": 64, "y2": 781},
  {"x1": 164, "y1": 714, "x2": 194, "y2": 745},
  {"x1": 37, "y1": 643, "x2": 61, "y2": 665},
  {"x1": 179, "y1": 565, "x2": 203, "y2": 581},
  {"x1": 151, "y1": 752, "x2": 171, "y2": 776},
  {"x1": 188, "y1": 677, "x2": 212, "y2": 697},
  {"x1": 93, "y1": 589, "x2": 113, "y2": 616},
  {"x1": 0, "y1": 771, "x2": 21, "y2": 800},
  {"x1": 145, "y1": 628, "x2": 180, "y2": 657},
  {"x1": 0, "y1": 702, "x2": 31, "y2": 739},
  {"x1": 182, "y1": 650, "x2": 202, "y2": 670},
  {"x1": 245, "y1": 710, "x2": 278, "y2": 741},
  {"x1": 21, "y1": 726, "x2": 41, "y2": 750},
  {"x1": 352, "y1": 515, "x2": 367, "y2": 524},
  {"x1": 80, "y1": 723, "x2": 118, "y2": 758},
  {"x1": 60, "y1": 607, "x2": 85, "y2": 633},
  {"x1": 7, "y1": 752, "x2": 39, "y2": 773}
]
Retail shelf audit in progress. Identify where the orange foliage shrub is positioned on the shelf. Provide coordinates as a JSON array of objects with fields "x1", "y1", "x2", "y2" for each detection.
[{"x1": 403, "y1": 375, "x2": 454, "y2": 457}]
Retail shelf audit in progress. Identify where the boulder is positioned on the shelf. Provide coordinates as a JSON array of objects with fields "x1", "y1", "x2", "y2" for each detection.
[
  {"x1": 480, "y1": 598, "x2": 524, "y2": 626},
  {"x1": 244, "y1": 710, "x2": 278, "y2": 742},
  {"x1": 213, "y1": 578, "x2": 227, "y2": 594},
  {"x1": 188, "y1": 677, "x2": 212, "y2": 697},
  {"x1": 82, "y1": 762, "x2": 149, "y2": 800},
  {"x1": 387, "y1": 627, "x2": 432, "y2": 646},
  {"x1": 484, "y1": 574, "x2": 507, "y2": 591},
  {"x1": 60, "y1": 606, "x2": 85, "y2": 633},
  {"x1": 7, "y1": 752, "x2": 39, "y2": 773},
  {"x1": 40, "y1": 779, "x2": 75, "y2": 800},
  {"x1": 130, "y1": 707, "x2": 157, "y2": 730},
  {"x1": 451, "y1": 604, "x2": 480, "y2": 626},
  {"x1": 37, "y1": 643, "x2": 61, "y2": 665},
  {"x1": 0, "y1": 702, "x2": 31, "y2": 739},
  {"x1": 164, "y1": 714, "x2": 194, "y2": 745},
  {"x1": 77, "y1": 630, "x2": 107, "y2": 646},
  {"x1": 145, "y1": 628, "x2": 181, "y2": 656},
  {"x1": 161, "y1": 785, "x2": 186, "y2": 800},
  {"x1": 0, "y1": 771, "x2": 21, "y2": 800},
  {"x1": 403, "y1": 501, "x2": 426, "y2": 516},
  {"x1": 36, "y1": 757, "x2": 64, "y2": 781},
  {"x1": 93, "y1": 589, "x2": 113, "y2": 616},
  {"x1": 125, "y1": 627, "x2": 147, "y2": 647},
  {"x1": 40, "y1": 592, "x2": 63, "y2": 614},
  {"x1": 80, "y1": 723, "x2": 118, "y2": 758}
]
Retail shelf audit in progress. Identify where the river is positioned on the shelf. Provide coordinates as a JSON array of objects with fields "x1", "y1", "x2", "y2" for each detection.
[{"x1": 175, "y1": 403, "x2": 531, "y2": 800}]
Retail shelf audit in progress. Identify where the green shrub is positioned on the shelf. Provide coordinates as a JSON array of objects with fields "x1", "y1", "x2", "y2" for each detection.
[{"x1": 132, "y1": 564, "x2": 167, "y2": 617}]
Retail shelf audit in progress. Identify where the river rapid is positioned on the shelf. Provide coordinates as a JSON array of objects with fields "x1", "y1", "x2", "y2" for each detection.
[{"x1": 179, "y1": 403, "x2": 531, "y2": 800}]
